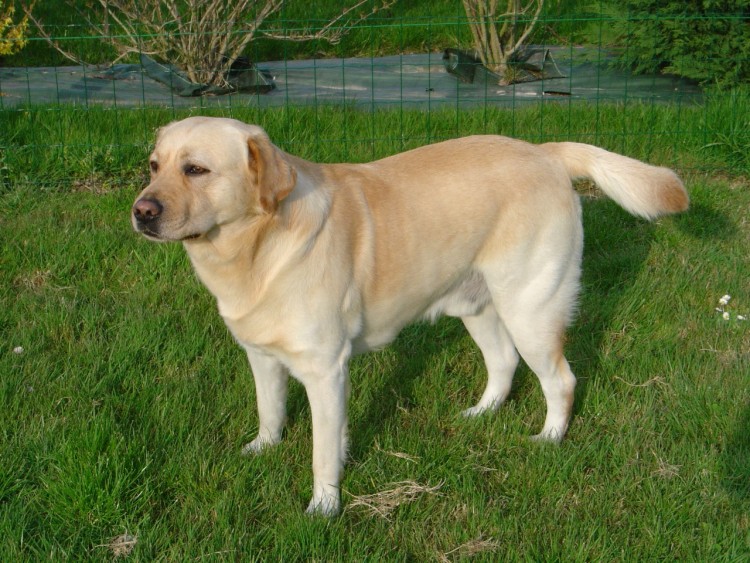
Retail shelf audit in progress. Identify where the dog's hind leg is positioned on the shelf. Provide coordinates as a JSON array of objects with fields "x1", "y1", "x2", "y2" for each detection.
[
  {"x1": 495, "y1": 276, "x2": 579, "y2": 443},
  {"x1": 461, "y1": 304, "x2": 519, "y2": 417},
  {"x1": 513, "y1": 327, "x2": 576, "y2": 443},
  {"x1": 477, "y1": 237, "x2": 581, "y2": 441}
]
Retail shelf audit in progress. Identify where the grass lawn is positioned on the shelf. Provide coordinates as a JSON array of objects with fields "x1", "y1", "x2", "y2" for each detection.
[
  {"x1": 3, "y1": 2, "x2": 748, "y2": 559},
  {"x1": 1, "y1": 98, "x2": 749, "y2": 559}
]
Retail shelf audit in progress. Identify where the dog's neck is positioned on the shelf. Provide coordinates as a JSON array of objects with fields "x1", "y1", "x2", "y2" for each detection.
[{"x1": 182, "y1": 167, "x2": 332, "y2": 321}]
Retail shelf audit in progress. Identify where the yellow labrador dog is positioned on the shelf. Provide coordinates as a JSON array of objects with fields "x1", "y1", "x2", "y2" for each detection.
[{"x1": 132, "y1": 116, "x2": 688, "y2": 515}]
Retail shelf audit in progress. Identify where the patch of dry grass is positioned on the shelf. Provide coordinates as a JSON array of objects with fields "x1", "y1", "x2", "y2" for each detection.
[{"x1": 346, "y1": 480, "x2": 443, "y2": 520}]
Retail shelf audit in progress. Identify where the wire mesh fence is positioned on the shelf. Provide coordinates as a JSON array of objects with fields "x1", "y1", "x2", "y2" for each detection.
[{"x1": 1, "y1": 3, "x2": 748, "y2": 190}]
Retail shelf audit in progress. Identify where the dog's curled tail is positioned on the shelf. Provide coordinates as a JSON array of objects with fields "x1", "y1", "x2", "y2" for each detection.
[{"x1": 543, "y1": 142, "x2": 689, "y2": 220}]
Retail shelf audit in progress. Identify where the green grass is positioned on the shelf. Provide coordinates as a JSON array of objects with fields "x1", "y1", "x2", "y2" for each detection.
[
  {"x1": 1, "y1": 98, "x2": 749, "y2": 559},
  {"x1": 3, "y1": 3, "x2": 748, "y2": 559},
  {"x1": 3, "y1": 87, "x2": 750, "y2": 191}
]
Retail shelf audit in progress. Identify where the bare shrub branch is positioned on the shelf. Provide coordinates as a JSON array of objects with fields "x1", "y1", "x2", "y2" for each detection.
[
  {"x1": 23, "y1": 0, "x2": 394, "y2": 88},
  {"x1": 462, "y1": 0, "x2": 549, "y2": 84}
]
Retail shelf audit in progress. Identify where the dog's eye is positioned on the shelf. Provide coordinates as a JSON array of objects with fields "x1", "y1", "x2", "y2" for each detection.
[
  {"x1": 149, "y1": 161, "x2": 159, "y2": 174},
  {"x1": 184, "y1": 164, "x2": 209, "y2": 176}
]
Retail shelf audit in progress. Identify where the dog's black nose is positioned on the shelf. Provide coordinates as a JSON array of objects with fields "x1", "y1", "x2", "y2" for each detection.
[{"x1": 133, "y1": 198, "x2": 163, "y2": 223}]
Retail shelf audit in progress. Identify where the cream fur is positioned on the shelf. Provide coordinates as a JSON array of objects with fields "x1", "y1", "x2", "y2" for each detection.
[{"x1": 132, "y1": 117, "x2": 688, "y2": 516}]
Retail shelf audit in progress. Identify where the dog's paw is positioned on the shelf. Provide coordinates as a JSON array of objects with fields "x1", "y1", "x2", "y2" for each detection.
[
  {"x1": 461, "y1": 405, "x2": 489, "y2": 418},
  {"x1": 241, "y1": 435, "x2": 279, "y2": 455},
  {"x1": 530, "y1": 428, "x2": 565, "y2": 444},
  {"x1": 461, "y1": 399, "x2": 502, "y2": 418},
  {"x1": 305, "y1": 490, "x2": 341, "y2": 517}
]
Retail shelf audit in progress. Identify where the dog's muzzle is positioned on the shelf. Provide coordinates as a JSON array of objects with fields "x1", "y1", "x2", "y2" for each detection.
[{"x1": 132, "y1": 197, "x2": 163, "y2": 237}]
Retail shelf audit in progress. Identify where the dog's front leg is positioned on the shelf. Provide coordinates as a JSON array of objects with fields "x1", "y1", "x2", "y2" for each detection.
[
  {"x1": 242, "y1": 347, "x2": 289, "y2": 454},
  {"x1": 298, "y1": 347, "x2": 350, "y2": 517}
]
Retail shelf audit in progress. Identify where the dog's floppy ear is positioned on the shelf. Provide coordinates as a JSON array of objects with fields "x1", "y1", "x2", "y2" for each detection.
[{"x1": 247, "y1": 134, "x2": 297, "y2": 213}]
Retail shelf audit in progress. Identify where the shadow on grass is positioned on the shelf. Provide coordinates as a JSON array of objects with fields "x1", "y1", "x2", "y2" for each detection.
[
  {"x1": 567, "y1": 201, "x2": 658, "y2": 421},
  {"x1": 347, "y1": 319, "x2": 465, "y2": 460},
  {"x1": 674, "y1": 200, "x2": 736, "y2": 240},
  {"x1": 720, "y1": 403, "x2": 750, "y2": 501}
]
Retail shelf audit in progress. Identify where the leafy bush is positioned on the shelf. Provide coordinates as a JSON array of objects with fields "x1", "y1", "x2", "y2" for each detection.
[
  {"x1": 619, "y1": 1, "x2": 750, "y2": 86},
  {"x1": 0, "y1": 1, "x2": 29, "y2": 56}
]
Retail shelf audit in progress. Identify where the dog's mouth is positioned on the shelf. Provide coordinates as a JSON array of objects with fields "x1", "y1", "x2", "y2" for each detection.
[
  {"x1": 134, "y1": 222, "x2": 203, "y2": 242},
  {"x1": 138, "y1": 229, "x2": 202, "y2": 242},
  {"x1": 135, "y1": 225, "x2": 162, "y2": 240}
]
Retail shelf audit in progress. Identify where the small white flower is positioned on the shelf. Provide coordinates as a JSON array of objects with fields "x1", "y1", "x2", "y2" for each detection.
[
  {"x1": 719, "y1": 295, "x2": 731, "y2": 306},
  {"x1": 738, "y1": 315, "x2": 747, "y2": 321},
  {"x1": 13, "y1": 346, "x2": 24, "y2": 354},
  {"x1": 722, "y1": 312, "x2": 730, "y2": 320}
]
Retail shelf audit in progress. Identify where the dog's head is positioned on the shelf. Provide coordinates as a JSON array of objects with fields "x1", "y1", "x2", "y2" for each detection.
[{"x1": 131, "y1": 117, "x2": 297, "y2": 242}]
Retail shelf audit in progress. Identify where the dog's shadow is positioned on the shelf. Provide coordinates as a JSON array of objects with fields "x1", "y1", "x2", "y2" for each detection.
[
  {"x1": 720, "y1": 403, "x2": 750, "y2": 501},
  {"x1": 347, "y1": 320, "x2": 462, "y2": 459}
]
